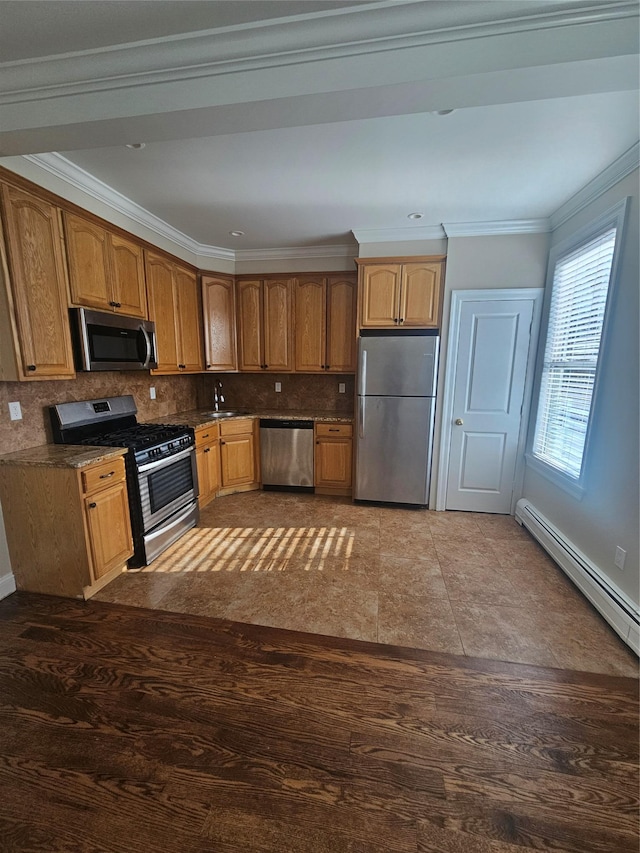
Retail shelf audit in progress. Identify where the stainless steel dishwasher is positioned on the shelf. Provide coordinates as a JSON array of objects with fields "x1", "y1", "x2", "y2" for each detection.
[{"x1": 260, "y1": 419, "x2": 314, "y2": 491}]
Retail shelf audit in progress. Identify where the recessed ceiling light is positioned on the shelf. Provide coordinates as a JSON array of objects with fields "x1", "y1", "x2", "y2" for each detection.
[
  {"x1": 125, "y1": 142, "x2": 145, "y2": 149},
  {"x1": 407, "y1": 213, "x2": 424, "y2": 220},
  {"x1": 229, "y1": 230, "x2": 245, "y2": 237},
  {"x1": 433, "y1": 109, "x2": 455, "y2": 116}
]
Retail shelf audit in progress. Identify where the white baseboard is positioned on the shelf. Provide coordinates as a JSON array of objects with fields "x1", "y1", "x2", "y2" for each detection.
[
  {"x1": 0, "y1": 572, "x2": 16, "y2": 601},
  {"x1": 515, "y1": 499, "x2": 639, "y2": 655}
]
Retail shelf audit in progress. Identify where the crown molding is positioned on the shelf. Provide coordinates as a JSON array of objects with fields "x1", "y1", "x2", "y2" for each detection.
[
  {"x1": 352, "y1": 225, "x2": 447, "y2": 244},
  {"x1": 443, "y1": 219, "x2": 551, "y2": 237},
  {"x1": 1, "y1": 2, "x2": 636, "y2": 103},
  {"x1": 235, "y1": 244, "x2": 357, "y2": 262},
  {"x1": 549, "y1": 141, "x2": 640, "y2": 230},
  {"x1": 24, "y1": 153, "x2": 234, "y2": 262}
]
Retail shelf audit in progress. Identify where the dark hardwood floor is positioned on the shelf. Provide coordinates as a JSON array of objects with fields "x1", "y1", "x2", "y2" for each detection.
[{"x1": 0, "y1": 592, "x2": 637, "y2": 853}]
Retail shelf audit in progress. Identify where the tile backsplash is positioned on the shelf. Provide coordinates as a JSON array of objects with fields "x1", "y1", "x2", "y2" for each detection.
[
  {"x1": 0, "y1": 373, "x2": 199, "y2": 454},
  {"x1": 198, "y1": 373, "x2": 355, "y2": 413},
  {"x1": 0, "y1": 371, "x2": 355, "y2": 455}
]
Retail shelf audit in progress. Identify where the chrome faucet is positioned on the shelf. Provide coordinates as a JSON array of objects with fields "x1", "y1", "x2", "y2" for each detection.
[{"x1": 213, "y1": 380, "x2": 225, "y2": 412}]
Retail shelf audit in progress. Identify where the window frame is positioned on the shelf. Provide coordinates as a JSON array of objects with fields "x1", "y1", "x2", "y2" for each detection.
[{"x1": 525, "y1": 197, "x2": 629, "y2": 499}]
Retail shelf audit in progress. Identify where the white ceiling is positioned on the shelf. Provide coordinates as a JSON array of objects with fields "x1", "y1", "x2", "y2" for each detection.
[{"x1": 0, "y1": 1, "x2": 638, "y2": 254}]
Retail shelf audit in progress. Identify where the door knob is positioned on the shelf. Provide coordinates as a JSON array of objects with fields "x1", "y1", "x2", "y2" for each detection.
[{"x1": 455, "y1": 418, "x2": 464, "y2": 425}]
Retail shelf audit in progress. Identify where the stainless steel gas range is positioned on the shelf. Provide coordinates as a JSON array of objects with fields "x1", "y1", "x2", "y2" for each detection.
[{"x1": 50, "y1": 395, "x2": 198, "y2": 566}]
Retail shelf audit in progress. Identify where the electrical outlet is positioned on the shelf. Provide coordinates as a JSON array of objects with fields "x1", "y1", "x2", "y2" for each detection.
[
  {"x1": 338, "y1": 383, "x2": 346, "y2": 394},
  {"x1": 275, "y1": 382, "x2": 281, "y2": 393},
  {"x1": 149, "y1": 386, "x2": 156, "y2": 400},
  {"x1": 8, "y1": 401, "x2": 22, "y2": 421},
  {"x1": 614, "y1": 546, "x2": 626, "y2": 570}
]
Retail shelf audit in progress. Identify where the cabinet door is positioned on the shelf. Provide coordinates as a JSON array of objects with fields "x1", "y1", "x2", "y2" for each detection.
[
  {"x1": 326, "y1": 276, "x2": 356, "y2": 372},
  {"x1": 315, "y1": 438, "x2": 352, "y2": 489},
  {"x1": 295, "y1": 277, "x2": 326, "y2": 372},
  {"x1": 220, "y1": 434, "x2": 255, "y2": 487},
  {"x1": 175, "y1": 265, "x2": 204, "y2": 372},
  {"x1": 400, "y1": 262, "x2": 442, "y2": 327},
  {"x1": 146, "y1": 252, "x2": 179, "y2": 373},
  {"x1": 63, "y1": 212, "x2": 112, "y2": 311},
  {"x1": 110, "y1": 234, "x2": 147, "y2": 318},
  {"x1": 0, "y1": 185, "x2": 75, "y2": 378},
  {"x1": 85, "y1": 482, "x2": 133, "y2": 581},
  {"x1": 202, "y1": 275, "x2": 237, "y2": 371},
  {"x1": 263, "y1": 278, "x2": 293, "y2": 371},
  {"x1": 360, "y1": 265, "x2": 401, "y2": 328},
  {"x1": 237, "y1": 280, "x2": 263, "y2": 371}
]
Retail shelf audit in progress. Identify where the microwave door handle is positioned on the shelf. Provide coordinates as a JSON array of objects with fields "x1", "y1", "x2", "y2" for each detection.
[{"x1": 138, "y1": 325, "x2": 153, "y2": 368}]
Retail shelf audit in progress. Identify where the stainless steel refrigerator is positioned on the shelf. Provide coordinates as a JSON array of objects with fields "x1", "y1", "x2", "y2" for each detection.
[{"x1": 355, "y1": 331, "x2": 439, "y2": 505}]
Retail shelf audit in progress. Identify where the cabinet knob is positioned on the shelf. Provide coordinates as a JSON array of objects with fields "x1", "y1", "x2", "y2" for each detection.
[
  {"x1": 399, "y1": 318, "x2": 404, "y2": 324},
  {"x1": 26, "y1": 364, "x2": 36, "y2": 371},
  {"x1": 206, "y1": 364, "x2": 211, "y2": 369},
  {"x1": 88, "y1": 502, "x2": 97, "y2": 509},
  {"x1": 316, "y1": 440, "x2": 320, "y2": 444},
  {"x1": 220, "y1": 440, "x2": 226, "y2": 445},
  {"x1": 109, "y1": 300, "x2": 116, "y2": 307},
  {"x1": 393, "y1": 318, "x2": 399, "y2": 324},
  {"x1": 178, "y1": 364, "x2": 186, "y2": 369},
  {"x1": 204, "y1": 448, "x2": 210, "y2": 453}
]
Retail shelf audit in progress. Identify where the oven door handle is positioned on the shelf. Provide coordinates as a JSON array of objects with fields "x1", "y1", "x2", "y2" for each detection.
[{"x1": 138, "y1": 446, "x2": 193, "y2": 473}]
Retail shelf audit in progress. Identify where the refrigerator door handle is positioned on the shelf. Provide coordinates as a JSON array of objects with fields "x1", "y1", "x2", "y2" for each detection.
[
  {"x1": 359, "y1": 350, "x2": 367, "y2": 396},
  {"x1": 359, "y1": 396, "x2": 366, "y2": 438}
]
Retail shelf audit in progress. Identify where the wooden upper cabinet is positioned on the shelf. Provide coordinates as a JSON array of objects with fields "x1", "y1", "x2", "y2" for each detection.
[
  {"x1": 236, "y1": 280, "x2": 263, "y2": 371},
  {"x1": 174, "y1": 265, "x2": 204, "y2": 372},
  {"x1": 295, "y1": 275, "x2": 356, "y2": 372},
  {"x1": 110, "y1": 234, "x2": 147, "y2": 319},
  {"x1": 358, "y1": 258, "x2": 444, "y2": 329},
  {"x1": 63, "y1": 213, "x2": 111, "y2": 310},
  {"x1": 202, "y1": 275, "x2": 237, "y2": 371},
  {"x1": 263, "y1": 279, "x2": 293, "y2": 371},
  {"x1": 146, "y1": 253, "x2": 203, "y2": 374},
  {"x1": 400, "y1": 262, "x2": 442, "y2": 327},
  {"x1": 326, "y1": 276, "x2": 356, "y2": 372},
  {"x1": 145, "y1": 253, "x2": 178, "y2": 372},
  {"x1": 360, "y1": 265, "x2": 402, "y2": 327},
  {"x1": 64, "y1": 212, "x2": 147, "y2": 318},
  {"x1": 0, "y1": 184, "x2": 75, "y2": 380},
  {"x1": 295, "y1": 277, "x2": 326, "y2": 371},
  {"x1": 236, "y1": 278, "x2": 293, "y2": 372}
]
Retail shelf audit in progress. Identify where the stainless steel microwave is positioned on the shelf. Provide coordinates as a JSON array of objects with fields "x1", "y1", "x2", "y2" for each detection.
[{"x1": 70, "y1": 308, "x2": 157, "y2": 371}]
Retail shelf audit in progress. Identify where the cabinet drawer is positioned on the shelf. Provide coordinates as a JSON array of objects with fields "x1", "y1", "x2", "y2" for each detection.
[
  {"x1": 315, "y1": 423, "x2": 353, "y2": 438},
  {"x1": 195, "y1": 423, "x2": 220, "y2": 446},
  {"x1": 220, "y1": 417, "x2": 255, "y2": 437},
  {"x1": 82, "y1": 457, "x2": 126, "y2": 494}
]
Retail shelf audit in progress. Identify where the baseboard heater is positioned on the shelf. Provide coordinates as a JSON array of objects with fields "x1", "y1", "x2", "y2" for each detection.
[{"x1": 515, "y1": 499, "x2": 639, "y2": 655}]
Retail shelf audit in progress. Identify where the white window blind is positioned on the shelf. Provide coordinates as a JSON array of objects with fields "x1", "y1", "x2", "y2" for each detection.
[{"x1": 532, "y1": 226, "x2": 617, "y2": 479}]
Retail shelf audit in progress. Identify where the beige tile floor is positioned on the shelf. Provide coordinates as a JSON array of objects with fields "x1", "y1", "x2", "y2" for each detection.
[{"x1": 95, "y1": 491, "x2": 639, "y2": 677}]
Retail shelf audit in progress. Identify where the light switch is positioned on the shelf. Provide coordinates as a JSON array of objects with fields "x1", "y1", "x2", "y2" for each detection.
[
  {"x1": 8, "y1": 401, "x2": 22, "y2": 421},
  {"x1": 614, "y1": 546, "x2": 626, "y2": 570},
  {"x1": 338, "y1": 383, "x2": 346, "y2": 394},
  {"x1": 275, "y1": 382, "x2": 282, "y2": 393},
  {"x1": 149, "y1": 386, "x2": 156, "y2": 400}
]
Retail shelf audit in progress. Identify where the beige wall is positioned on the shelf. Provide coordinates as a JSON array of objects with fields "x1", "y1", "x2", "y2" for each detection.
[
  {"x1": 358, "y1": 238, "x2": 447, "y2": 258},
  {"x1": 430, "y1": 231, "x2": 550, "y2": 503},
  {"x1": 522, "y1": 170, "x2": 639, "y2": 605}
]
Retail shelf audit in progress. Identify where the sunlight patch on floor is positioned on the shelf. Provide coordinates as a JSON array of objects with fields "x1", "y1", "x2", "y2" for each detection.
[{"x1": 138, "y1": 526, "x2": 356, "y2": 573}]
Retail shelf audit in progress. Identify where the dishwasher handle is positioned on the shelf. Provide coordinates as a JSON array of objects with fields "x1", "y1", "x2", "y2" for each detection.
[{"x1": 259, "y1": 419, "x2": 314, "y2": 429}]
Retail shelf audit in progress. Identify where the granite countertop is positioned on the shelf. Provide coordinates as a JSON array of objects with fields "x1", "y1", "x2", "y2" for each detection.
[
  {"x1": 146, "y1": 409, "x2": 354, "y2": 429},
  {"x1": 0, "y1": 444, "x2": 128, "y2": 469}
]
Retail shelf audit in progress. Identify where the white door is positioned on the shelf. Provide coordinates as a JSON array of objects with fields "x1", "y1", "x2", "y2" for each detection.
[{"x1": 444, "y1": 293, "x2": 539, "y2": 513}]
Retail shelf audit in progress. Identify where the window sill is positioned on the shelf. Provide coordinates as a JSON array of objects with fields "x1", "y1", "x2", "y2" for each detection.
[{"x1": 524, "y1": 453, "x2": 586, "y2": 500}]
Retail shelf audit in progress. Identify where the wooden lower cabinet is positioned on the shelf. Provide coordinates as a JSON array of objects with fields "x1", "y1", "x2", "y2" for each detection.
[
  {"x1": 314, "y1": 423, "x2": 353, "y2": 496},
  {"x1": 218, "y1": 418, "x2": 260, "y2": 496},
  {"x1": 195, "y1": 424, "x2": 221, "y2": 507},
  {"x1": 0, "y1": 454, "x2": 133, "y2": 599}
]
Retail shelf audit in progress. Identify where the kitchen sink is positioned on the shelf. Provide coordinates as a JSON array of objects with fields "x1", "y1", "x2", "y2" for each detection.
[{"x1": 201, "y1": 411, "x2": 242, "y2": 418}]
